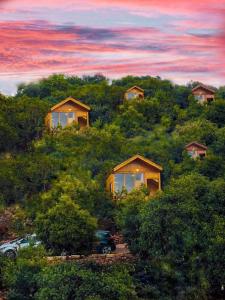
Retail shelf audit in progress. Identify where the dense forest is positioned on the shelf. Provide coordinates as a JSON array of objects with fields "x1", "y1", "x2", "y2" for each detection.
[{"x1": 0, "y1": 74, "x2": 225, "y2": 300}]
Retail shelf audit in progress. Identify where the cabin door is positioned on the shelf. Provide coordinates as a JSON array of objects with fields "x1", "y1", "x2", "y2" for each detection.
[
  {"x1": 147, "y1": 179, "x2": 159, "y2": 196},
  {"x1": 78, "y1": 116, "x2": 88, "y2": 128}
]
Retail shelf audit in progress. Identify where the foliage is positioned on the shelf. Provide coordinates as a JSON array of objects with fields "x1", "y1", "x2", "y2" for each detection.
[
  {"x1": 35, "y1": 263, "x2": 137, "y2": 300},
  {"x1": 119, "y1": 174, "x2": 225, "y2": 298},
  {"x1": 2, "y1": 246, "x2": 47, "y2": 300},
  {"x1": 0, "y1": 95, "x2": 49, "y2": 152},
  {"x1": 35, "y1": 197, "x2": 97, "y2": 254},
  {"x1": 0, "y1": 74, "x2": 225, "y2": 299},
  {"x1": 115, "y1": 188, "x2": 148, "y2": 253}
]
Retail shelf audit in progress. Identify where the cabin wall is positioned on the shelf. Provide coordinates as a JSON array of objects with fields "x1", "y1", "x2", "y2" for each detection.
[
  {"x1": 106, "y1": 174, "x2": 114, "y2": 193},
  {"x1": 116, "y1": 160, "x2": 160, "y2": 179},
  {"x1": 45, "y1": 113, "x2": 51, "y2": 128}
]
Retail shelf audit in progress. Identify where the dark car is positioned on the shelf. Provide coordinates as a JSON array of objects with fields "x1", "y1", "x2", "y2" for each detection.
[{"x1": 95, "y1": 230, "x2": 116, "y2": 254}]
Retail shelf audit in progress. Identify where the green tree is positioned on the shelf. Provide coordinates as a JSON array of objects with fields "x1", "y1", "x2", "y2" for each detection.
[
  {"x1": 204, "y1": 99, "x2": 225, "y2": 127},
  {"x1": 36, "y1": 197, "x2": 97, "y2": 254},
  {"x1": 118, "y1": 174, "x2": 225, "y2": 298}
]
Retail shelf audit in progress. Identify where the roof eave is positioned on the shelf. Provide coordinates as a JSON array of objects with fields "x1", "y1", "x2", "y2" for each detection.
[
  {"x1": 113, "y1": 155, "x2": 163, "y2": 173},
  {"x1": 185, "y1": 141, "x2": 208, "y2": 150},
  {"x1": 126, "y1": 86, "x2": 144, "y2": 93},
  {"x1": 50, "y1": 97, "x2": 91, "y2": 112},
  {"x1": 192, "y1": 84, "x2": 216, "y2": 94}
]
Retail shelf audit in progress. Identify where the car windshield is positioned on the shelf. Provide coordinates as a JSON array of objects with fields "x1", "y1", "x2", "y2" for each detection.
[{"x1": 95, "y1": 231, "x2": 111, "y2": 239}]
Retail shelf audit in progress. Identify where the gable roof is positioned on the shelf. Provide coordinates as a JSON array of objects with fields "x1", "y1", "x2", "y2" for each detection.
[
  {"x1": 192, "y1": 84, "x2": 216, "y2": 94},
  {"x1": 185, "y1": 141, "x2": 208, "y2": 150},
  {"x1": 126, "y1": 86, "x2": 144, "y2": 93},
  {"x1": 113, "y1": 155, "x2": 163, "y2": 172},
  {"x1": 50, "y1": 97, "x2": 91, "y2": 111}
]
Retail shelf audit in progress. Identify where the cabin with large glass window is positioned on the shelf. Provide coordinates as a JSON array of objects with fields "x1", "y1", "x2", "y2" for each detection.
[
  {"x1": 106, "y1": 155, "x2": 162, "y2": 197},
  {"x1": 192, "y1": 84, "x2": 215, "y2": 104},
  {"x1": 124, "y1": 86, "x2": 144, "y2": 101},
  {"x1": 45, "y1": 97, "x2": 90, "y2": 130},
  {"x1": 185, "y1": 141, "x2": 207, "y2": 159}
]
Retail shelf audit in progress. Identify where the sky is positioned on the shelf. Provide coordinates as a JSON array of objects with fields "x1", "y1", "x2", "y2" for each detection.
[{"x1": 0, "y1": 0, "x2": 225, "y2": 95}]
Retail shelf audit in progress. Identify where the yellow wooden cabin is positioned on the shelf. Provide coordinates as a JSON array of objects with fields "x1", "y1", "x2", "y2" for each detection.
[
  {"x1": 106, "y1": 155, "x2": 162, "y2": 197},
  {"x1": 124, "y1": 86, "x2": 144, "y2": 101},
  {"x1": 45, "y1": 97, "x2": 90, "y2": 129}
]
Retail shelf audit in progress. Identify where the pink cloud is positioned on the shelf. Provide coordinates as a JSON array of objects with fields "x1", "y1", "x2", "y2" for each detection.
[{"x1": 0, "y1": 20, "x2": 223, "y2": 76}]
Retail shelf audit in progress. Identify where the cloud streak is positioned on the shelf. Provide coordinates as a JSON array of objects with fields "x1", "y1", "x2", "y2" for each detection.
[{"x1": 0, "y1": 0, "x2": 225, "y2": 94}]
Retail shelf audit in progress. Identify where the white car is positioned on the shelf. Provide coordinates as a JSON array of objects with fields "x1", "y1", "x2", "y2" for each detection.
[{"x1": 0, "y1": 234, "x2": 41, "y2": 259}]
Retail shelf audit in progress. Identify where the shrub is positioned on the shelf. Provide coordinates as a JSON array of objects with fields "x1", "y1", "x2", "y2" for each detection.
[
  {"x1": 3, "y1": 246, "x2": 47, "y2": 300},
  {"x1": 35, "y1": 197, "x2": 97, "y2": 254},
  {"x1": 35, "y1": 263, "x2": 137, "y2": 300}
]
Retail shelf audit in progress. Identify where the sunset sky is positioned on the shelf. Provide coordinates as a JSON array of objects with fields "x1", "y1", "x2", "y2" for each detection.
[{"x1": 0, "y1": 0, "x2": 225, "y2": 94}]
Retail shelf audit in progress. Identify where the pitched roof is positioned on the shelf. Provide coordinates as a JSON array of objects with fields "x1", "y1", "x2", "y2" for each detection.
[
  {"x1": 192, "y1": 84, "x2": 216, "y2": 94},
  {"x1": 126, "y1": 86, "x2": 144, "y2": 93},
  {"x1": 113, "y1": 155, "x2": 163, "y2": 172},
  {"x1": 185, "y1": 141, "x2": 208, "y2": 150},
  {"x1": 50, "y1": 97, "x2": 91, "y2": 111}
]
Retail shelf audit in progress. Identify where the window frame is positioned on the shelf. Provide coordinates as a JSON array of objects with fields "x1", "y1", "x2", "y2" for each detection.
[
  {"x1": 114, "y1": 172, "x2": 144, "y2": 193},
  {"x1": 51, "y1": 111, "x2": 75, "y2": 128}
]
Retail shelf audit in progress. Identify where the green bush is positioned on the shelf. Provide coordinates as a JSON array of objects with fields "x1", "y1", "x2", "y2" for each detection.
[
  {"x1": 3, "y1": 246, "x2": 47, "y2": 300},
  {"x1": 35, "y1": 263, "x2": 137, "y2": 300},
  {"x1": 35, "y1": 197, "x2": 97, "y2": 254}
]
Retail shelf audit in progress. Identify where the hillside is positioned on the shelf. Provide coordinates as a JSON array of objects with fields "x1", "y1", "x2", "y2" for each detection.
[{"x1": 0, "y1": 74, "x2": 225, "y2": 300}]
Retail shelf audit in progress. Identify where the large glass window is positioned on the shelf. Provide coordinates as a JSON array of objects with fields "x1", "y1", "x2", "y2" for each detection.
[
  {"x1": 60, "y1": 113, "x2": 68, "y2": 128},
  {"x1": 115, "y1": 174, "x2": 124, "y2": 193},
  {"x1": 195, "y1": 95, "x2": 203, "y2": 101},
  {"x1": 114, "y1": 173, "x2": 144, "y2": 193},
  {"x1": 52, "y1": 112, "x2": 59, "y2": 128},
  {"x1": 51, "y1": 112, "x2": 75, "y2": 128},
  {"x1": 127, "y1": 92, "x2": 137, "y2": 100},
  {"x1": 126, "y1": 174, "x2": 136, "y2": 192}
]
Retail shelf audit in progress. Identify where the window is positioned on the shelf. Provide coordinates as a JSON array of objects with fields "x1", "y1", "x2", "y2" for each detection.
[
  {"x1": 126, "y1": 174, "x2": 135, "y2": 192},
  {"x1": 52, "y1": 112, "x2": 59, "y2": 128},
  {"x1": 60, "y1": 113, "x2": 68, "y2": 128},
  {"x1": 188, "y1": 150, "x2": 195, "y2": 157},
  {"x1": 115, "y1": 174, "x2": 124, "y2": 193},
  {"x1": 195, "y1": 95, "x2": 203, "y2": 101},
  {"x1": 127, "y1": 92, "x2": 137, "y2": 100},
  {"x1": 51, "y1": 112, "x2": 75, "y2": 128},
  {"x1": 114, "y1": 173, "x2": 144, "y2": 193}
]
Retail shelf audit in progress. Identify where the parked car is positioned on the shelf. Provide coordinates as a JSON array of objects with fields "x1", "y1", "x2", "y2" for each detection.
[
  {"x1": 95, "y1": 230, "x2": 116, "y2": 254},
  {"x1": 0, "y1": 234, "x2": 41, "y2": 259}
]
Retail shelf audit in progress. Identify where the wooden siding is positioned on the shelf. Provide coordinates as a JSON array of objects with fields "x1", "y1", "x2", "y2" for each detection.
[{"x1": 107, "y1": 158, "x2": 162, "y2": 197}]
